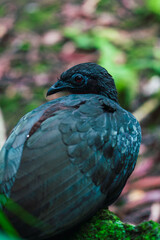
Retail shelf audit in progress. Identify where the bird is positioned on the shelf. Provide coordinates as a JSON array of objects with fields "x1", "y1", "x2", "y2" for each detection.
[{"x1": 0, "y1": 62, "x2": 141, "y2": 239}]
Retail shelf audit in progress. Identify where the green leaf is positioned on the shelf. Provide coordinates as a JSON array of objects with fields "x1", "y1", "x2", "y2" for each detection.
[
  {"x1": 95, "y1": 38, "x2": 138, "y2": 106},
  {"x1": 0, "y1": 210, "x2": 19, "y2": 238},
  {"x1": 146, "y1": 0, "x2": 160, "y2": 15}
]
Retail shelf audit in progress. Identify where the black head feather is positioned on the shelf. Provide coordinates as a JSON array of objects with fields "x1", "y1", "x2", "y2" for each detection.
[{"x1": 47, "y1": 63, "x2": 118, "y2": 103}]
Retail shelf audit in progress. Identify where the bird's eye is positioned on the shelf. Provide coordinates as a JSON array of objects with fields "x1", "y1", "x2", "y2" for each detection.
[{"x1": 74, "y1": 75, "x2": 83, "y2": 83}]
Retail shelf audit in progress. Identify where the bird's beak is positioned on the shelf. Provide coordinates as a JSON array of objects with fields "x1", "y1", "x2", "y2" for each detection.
[
  {"x1": 47, "y1": 81, "x2": 65, "y2": 96},
  {"x1": 46, "y1": 82, "x2": 71, "y2": 100}
]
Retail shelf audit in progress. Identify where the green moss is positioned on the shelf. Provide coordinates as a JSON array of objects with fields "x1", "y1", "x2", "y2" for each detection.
[
  {"x1": 135, "y1": 221, "x2": 160, "y2": 240},
  {"x1": 70, "y1": 209, "x2": 160, "y2": 240}
]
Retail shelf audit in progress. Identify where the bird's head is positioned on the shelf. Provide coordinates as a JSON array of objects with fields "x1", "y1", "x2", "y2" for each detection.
[{"x1": 46, "y1": 62, "x2": 118, "y2": 103}]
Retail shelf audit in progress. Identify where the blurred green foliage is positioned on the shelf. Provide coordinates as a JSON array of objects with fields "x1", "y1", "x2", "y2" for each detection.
[
  {"x1": 146, "y1": 0, "x2": 160, "y2": 15},
  {"x1": 0, "y1": 6, "x2": 5, "y2": 17},
  {"x1": 0, "y1": 233, "x2": 19, "y2": 240},
  {"x1": 63, "y1": 24, "x2": 159, "y2": 107},
  {"x1": 0, "y1": 0, "x2": 159, "y2": 129},
  {"x1": 0, "y1": 211, "x2": 19, "y2": 239},
  {"x1": 15, "y1": 3, "x2": 61, "y2": 32}
]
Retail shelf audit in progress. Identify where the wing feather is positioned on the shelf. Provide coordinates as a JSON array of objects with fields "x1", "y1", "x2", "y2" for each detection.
[{"x1": 0, "y1": 94, "x2": 141, "y2": 237}]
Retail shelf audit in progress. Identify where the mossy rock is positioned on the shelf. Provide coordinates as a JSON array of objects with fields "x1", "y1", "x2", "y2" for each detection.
[
  {"x1": 68, "y1": 209, "x2": 160, "y2": 240},
  {"x1": 0, "y1": 210, "x2": 160, "y2": 239}
]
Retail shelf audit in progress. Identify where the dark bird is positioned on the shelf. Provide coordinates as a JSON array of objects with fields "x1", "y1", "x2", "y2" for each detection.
[{"x1": 0, "y1": 63, "x2": 141, "y2": 239}]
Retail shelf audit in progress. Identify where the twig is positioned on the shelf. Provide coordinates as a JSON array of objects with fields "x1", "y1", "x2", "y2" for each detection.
[
  {"x1": 0, "y1": 108, "x2": 6, "y2": 150},
  {"x1": 132, "y1": 98, "x2": 160, "y2": 122}
]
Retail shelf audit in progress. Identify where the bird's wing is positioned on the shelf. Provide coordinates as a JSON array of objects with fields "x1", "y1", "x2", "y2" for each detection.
[
  {"x1": 0, "y1": 100, "x2": 58, "y2": 197},
  {"x1": 60, "y1": 95, "x2": 141, "y2": 204},
  {"x1": 4, "y1": 96, "x2": 109, "y2": 235}
]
